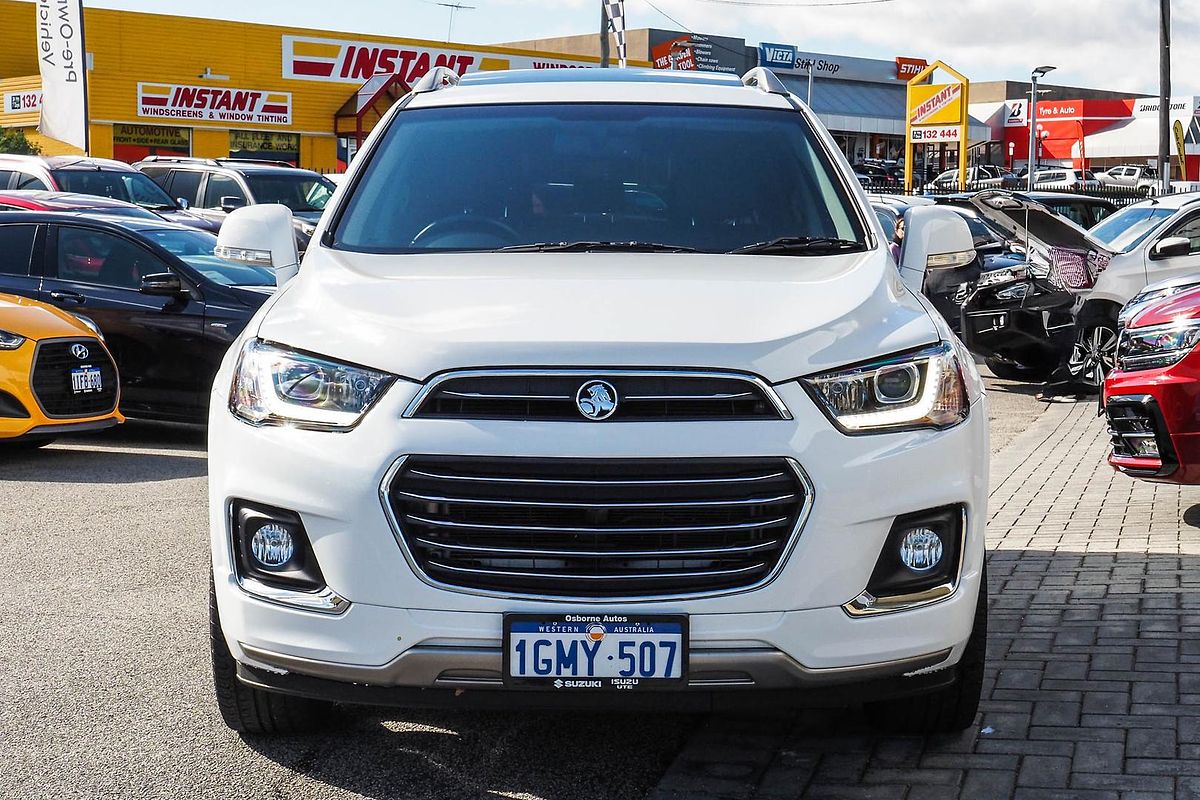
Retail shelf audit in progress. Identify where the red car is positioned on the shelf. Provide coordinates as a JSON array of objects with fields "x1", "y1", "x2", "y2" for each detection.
[
  {"x1": 0, "y1": 190, "x2": 164, "y2": 220},
  {"x1": 1104, "y1": 284, "x2": 1200, "y2": 483}
]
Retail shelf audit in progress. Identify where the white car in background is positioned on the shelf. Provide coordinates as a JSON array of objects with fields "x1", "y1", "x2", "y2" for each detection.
[
  {"x1": 1032, "y1": 168, "x2": 1102, "y2": 192},
  {"x1": 205, "y1": 66, "x2": 989, "y2": 735}
]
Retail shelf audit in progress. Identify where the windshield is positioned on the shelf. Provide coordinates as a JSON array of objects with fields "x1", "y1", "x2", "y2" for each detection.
[
  {"x1": 140, "y1": 228, "x2": 275, "y2": 286},
  {"x1": 245, "y1": 174, "x2": 335, "y2": 213},
  {"x1": 51, "y1": 169, "x2": 176, "y2": 210},
  {"x1": 334, "y1": 103, "x2": 866, "y2": 254},
  {"x1": 1089, "y1": 204, "x2": 1177, "y2": 253}
]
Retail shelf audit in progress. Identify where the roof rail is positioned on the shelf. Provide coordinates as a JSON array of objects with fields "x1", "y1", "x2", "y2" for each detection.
[
  {"x1": 137, "y1": 155, "x2": 220, "y2": 166},
  {"x1": 741, "y1": 67, "x2": 789, "y2": 97},
  {"x1": 217, "y1": 158, "x2": 297, "y2": 168},
  {"x1": 412, "y1": 66, "x2": 461, "y2": 95}
]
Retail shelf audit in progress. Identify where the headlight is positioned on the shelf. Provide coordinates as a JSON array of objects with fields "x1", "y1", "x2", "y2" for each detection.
[
  {"x1": 230, "y1": 339, "x2": 395, "y2": 431},
  {"x1": 803, "y1": 342, "x2": 969, "y2": 434},
  {"x1": 993, "y1": 282, "x2": 1030, "y2": 302},
  {"x1": 1116, "y1": 319, "x2": 1200, "y2": 372},
  {"x1": 0, "y1": 329, "x2": 26, "y2": 350},
  {"x1": 71, "y1": 313, "x2": 104, "y2": 340}
]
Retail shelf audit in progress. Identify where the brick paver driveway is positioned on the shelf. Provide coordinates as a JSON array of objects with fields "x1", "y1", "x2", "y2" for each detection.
[{"x1": 652, "y1": 400, "x2": 1200, "y2": 800}]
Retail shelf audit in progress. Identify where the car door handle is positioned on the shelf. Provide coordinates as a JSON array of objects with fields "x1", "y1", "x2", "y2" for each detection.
[{"x1": 49, "y1": 290, "x2": 85, "y2": 305}]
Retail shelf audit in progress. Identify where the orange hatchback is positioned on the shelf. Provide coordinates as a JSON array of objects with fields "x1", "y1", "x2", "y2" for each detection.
[{"x1": 0, "y1": 293, "x2": 123, "y2": 447}]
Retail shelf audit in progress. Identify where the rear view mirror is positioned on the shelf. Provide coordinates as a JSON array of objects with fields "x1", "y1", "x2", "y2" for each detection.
[
  {"x1": 139, "y1": 272, "x2": 184, "y2": 296},
  {"x1": 220, "y1": 196, "x2": 248, "y2": 213},
  {"x1": 898, "y1": 206, "x2": 975, "y2": 294},
  {"x1": 1152, "y1": 236, "x2": 1191, "y2": 260},
  {"x1": 175, "y1": 197, "x2": 190, "y2": 210},
  {"x1": 214, "y1": 204, "x2": 300, "y2": 285}
]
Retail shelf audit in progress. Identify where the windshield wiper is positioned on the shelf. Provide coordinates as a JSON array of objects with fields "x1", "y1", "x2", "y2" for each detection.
[
  {"x1": 727, "y1": 236, "x2": 866, "y2": 255},
  {"x1": 496, "y1": 241, "x2": 699, "y2": 253}
]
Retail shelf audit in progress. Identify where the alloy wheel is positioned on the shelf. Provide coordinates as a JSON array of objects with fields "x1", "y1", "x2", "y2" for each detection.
[{"x1": 1067, "y1": 323, "x2": 1118, "y2": 388}]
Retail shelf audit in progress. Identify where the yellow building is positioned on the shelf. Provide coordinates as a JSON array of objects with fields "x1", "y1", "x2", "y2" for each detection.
[{"x1": 0, "y1": 0, "x2": 625, "y2": 171}]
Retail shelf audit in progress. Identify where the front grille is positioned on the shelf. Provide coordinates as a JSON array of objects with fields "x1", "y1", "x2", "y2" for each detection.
[
  {"x1": 409, "y1": 373, "x2": 786, "y2": 421},
  {"x1": 30, "y1": 339, "x2": 118, "y2": 418},
  {"x1": 1106, "y1": 396, "x2": 1176, "y2": 472},
  {"x1": 386, "y1": 456, "x2": 809, "y2": 598}
]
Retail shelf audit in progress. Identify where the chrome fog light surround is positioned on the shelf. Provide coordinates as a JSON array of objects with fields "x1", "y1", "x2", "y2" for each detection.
[{"x1": 844, "y1": 505, "x2": 966, "y2": 617}]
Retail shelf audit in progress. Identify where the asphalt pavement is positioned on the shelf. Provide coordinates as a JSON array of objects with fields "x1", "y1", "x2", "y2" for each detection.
[{"x1": 0, "y1": 377, "x2": 1047, "y2": 800}]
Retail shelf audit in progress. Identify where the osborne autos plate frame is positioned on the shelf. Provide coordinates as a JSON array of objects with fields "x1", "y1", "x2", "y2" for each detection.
[{"x1": 503, "y1": 613, "x2": 688, "y2": 690}]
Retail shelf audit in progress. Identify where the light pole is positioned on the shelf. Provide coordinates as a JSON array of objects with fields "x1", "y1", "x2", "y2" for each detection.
[{"x1": 1027, "y1": 65, "x2": 1056, "y2": 191}]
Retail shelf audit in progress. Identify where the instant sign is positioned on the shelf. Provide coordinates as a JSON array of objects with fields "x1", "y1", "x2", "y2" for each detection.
[
  {"x1": 908, "y1": 83, "x2": 964, "y2": 126},
  {"x1": 138, "y1": 83, "x2": 293, "y2": 126}
]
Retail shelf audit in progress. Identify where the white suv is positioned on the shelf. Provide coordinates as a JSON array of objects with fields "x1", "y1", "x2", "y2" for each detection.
[{"x1": 206, "y1": 67, "x2": 989, "y2": 734}]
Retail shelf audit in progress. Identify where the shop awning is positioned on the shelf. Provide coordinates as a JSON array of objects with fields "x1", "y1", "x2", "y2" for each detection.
[
  {"x1": 334, "y1": 72, "x2": 411, "y2": 145},
  {"x1": 778, "y1": 75, "x2": 990, "y2": 143}
]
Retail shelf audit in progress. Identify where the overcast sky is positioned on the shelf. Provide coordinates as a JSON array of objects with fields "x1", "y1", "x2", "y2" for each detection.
[{"x1": 72, "y1": 0, "x2": 1197, "y2": 95}]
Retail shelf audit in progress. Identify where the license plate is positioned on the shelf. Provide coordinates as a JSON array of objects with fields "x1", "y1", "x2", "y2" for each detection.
[
  {"x1": 503, "y1": 614, "x2": 687, "y2": 690},
  {"x1": 70, "y1": 367, "x2": 103, "y2": 394}
]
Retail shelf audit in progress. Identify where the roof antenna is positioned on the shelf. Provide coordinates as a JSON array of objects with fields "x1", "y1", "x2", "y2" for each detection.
[{"x1": 434, "y1": 1, "x2": 475, "y2": 42}]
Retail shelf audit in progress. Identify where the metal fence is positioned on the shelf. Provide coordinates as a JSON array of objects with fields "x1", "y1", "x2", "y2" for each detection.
[{"x1": 880, "y1": 182, "x2": 1194, "y2": 209}]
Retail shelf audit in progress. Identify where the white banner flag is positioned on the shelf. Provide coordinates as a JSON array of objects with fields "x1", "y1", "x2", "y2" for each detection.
[{"x1": 36, "y1": 0, "x2": 89, "y2": 152}]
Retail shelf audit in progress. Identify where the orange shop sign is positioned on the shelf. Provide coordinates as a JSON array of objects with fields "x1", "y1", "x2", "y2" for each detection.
[
  {"x1": 908, "y1": 82, "x2": 964, "y2": 126},
  {"x1": 895, "y1": 57, "x2": 928, "y2": 80},
  {"x1": 282, "y1": 35, "x2": 595, "y2": 84},
  {"x1": 137, "y1": 83, "x2": 292, "y2": 125}
]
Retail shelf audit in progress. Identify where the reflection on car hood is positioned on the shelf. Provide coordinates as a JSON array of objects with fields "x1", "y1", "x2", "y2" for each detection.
[
  {"x1": 0, "y1": 292, "x2": 94, "y2": 340},
  {"x1": 256, "y1": 250, "x2": 938, "y2": 383}
]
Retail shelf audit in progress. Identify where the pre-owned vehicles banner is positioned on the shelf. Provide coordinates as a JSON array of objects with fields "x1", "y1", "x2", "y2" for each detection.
[{"x1": 36, "y1": 0, "x2": 89, "y2": 151}]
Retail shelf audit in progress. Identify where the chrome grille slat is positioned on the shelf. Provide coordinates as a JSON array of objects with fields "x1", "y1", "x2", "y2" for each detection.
[
  {"x1": 404, "y1": 514, "x2": 793, "y2": 534},
  {"x1": 407, "y1": 469, "x2": 787, "y2": 486},
  {"x1": 395, "y1": 490, "x2": 797, "y2": 509},
  {"x1": 388, "y1": 456, "x2": 809, "y2": 598},
  {"x1": 413, "y1": 537, "x2": 781, "y2": 558},
  {"x1": 408, "y1": 371, "x2": 788, "y2": 421},
  {"x1": 426, "y1": 561, "x2": 768, "y2": 581}
]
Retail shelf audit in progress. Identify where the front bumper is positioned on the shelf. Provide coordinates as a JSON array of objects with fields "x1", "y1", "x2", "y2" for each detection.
[
  {"x1": 0, "y1": 338, "x2": 124, "y2": 440},
  {"x1": 960, "y1": 285, "x2": 1074, "y2": 369},
  {"x1": 1105, "y1": 351, "x2": 1200, "y2": 483},
  {"x1": 209, "y1": 375, "x2": 988, "y2": 696}
]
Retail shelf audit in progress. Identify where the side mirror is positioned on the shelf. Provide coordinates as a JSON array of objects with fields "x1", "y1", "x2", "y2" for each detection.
[
  {"x1": 1151, "y1": 236, "x2": 1191, "y2": 260},
  {"x1": 220, "y1": 195, "x2": 248, "y2": 213},
  {"x1": 175, "y1": 197, "x2": 190, "y2": 210},
  {"x1": 214, "y1": 204, "x2": 300, "y2": 285},
  {"x1": 898, "y1": 206, "x2": 975, "y2": 294},
  {"x1": 139, "y1": 272, "x2": 184, "y2": 296}
]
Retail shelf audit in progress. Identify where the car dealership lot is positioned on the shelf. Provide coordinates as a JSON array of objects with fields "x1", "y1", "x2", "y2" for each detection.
[{"x1": 5, "y1": 379, "x2": 1200, "y2": 799}]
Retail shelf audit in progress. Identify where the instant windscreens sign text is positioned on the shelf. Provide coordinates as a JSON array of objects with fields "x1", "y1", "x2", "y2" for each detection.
[
  {"x1": 282, "y1": 35, "x2": 595, "y2": 84},
  {"x1": 137, "y1": 84, "x2": 292, "y2": 125}
]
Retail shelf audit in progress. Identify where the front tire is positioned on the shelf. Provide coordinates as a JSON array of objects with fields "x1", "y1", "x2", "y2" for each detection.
[
  {"x1": 210, "y1": 572, "x2": 334, "y2": 734},
  {"x1": 863, "y1": 564, "x2": 987, "y2": 734},
  {"x1": 1067, "y1": 315, "x2": 1119, "y2": 390}
]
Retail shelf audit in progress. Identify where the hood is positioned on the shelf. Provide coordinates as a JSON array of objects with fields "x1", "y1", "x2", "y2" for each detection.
[
  {"x1": 255, "y1": 250, "x2": 939, "y2": 384},
  {"x1": 1129, "y1": 284, "x2": 1200, "y2": 328},
  {"x1": 157, "y1": 208, "x2": 221, "y2": 232},
  {"x1": 0, "y1": 293, "x2": 93, "y2": 340},
  {"x1": 967, "y1": 191, "x2": 1109, "y2": 284}
]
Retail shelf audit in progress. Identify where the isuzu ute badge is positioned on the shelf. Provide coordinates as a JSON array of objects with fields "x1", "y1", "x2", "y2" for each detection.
[{"x1": 576, "y1": 380, "x2": 618, "y2": 420}]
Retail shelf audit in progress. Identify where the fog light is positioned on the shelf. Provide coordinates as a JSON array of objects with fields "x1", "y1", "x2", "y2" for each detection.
[
  {"x1": 899, "y1": 528, "x2": 943, "y2": 572},
  {"x1": 250, "y1": 523, "x2": 295, "y2": 569}
]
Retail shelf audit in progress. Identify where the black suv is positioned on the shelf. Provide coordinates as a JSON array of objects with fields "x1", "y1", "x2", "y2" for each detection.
[
  {"x1": 134, "y1": 157, "x2": 336, "y2": 252},
  {"x1": 0, "y1": 212, "x2": 274, "y2": 422}
]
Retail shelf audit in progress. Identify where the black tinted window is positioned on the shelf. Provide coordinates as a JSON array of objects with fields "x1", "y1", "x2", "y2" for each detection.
[
  {"x1": 15, "y1": 173, "x2": 48, "y2": 190},
  {"x1": 335, "y1": 104, "x2": 864, "y2": 254},
  {"x1": 0, "y1": 224, "x2": 36, "y2": 275},
  {"x1": 0, "y1": 170, "x2": 14, "y2": 188},
  {"x1": 55, "y1": 227, "x2": 167, "y2": 289},
  {"x1": 167, "y1": 170, "x2": 204, "y2": 205},
  {"x1": 203, "y1": 174, "x2": 246, "y2": 208}
]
